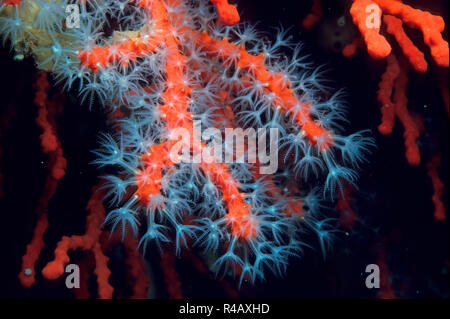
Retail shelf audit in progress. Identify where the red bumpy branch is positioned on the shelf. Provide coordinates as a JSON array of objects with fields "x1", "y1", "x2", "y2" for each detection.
[
  {"x1": 41, "y1": 185, "x2": 114, "y2": 299},
  {"x1": 210, "y1": 0, "x2": 240, "y2": 26},
  {"x1": 18, "y1": 73, "x2": 67, "y2": 288},
  {"x1": 383, "y1": 14, "x2": 428, "y2": 74},
  {"x1": 377, "y1": 54, "x2": 400, "y2": 136},
  {"x1": 427, "y1": 154, "x2": 446, "y2": 222},
  {"x1": 350, "y1": 0, "x2": 392, "y2": 60},
  {"x1": 302, "y1": 0, "x2": 322, "y2": 30},
  {"x1": 349, "y1": 0, "x2": 449, "y2": 68}
]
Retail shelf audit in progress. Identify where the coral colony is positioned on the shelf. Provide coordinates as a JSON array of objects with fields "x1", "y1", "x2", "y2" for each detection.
[
  {"x1": 304, "y1": 0, "x2": 449, "y2": 166},
  {"x1": 302, "y1": 0, "x2": 448, "y2": 224},
  {"x1": 0, "y1": 0, "x2": 447, "y2": 298}
]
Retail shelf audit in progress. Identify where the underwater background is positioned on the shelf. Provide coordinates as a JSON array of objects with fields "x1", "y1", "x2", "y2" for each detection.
[{"x1": 0, "y1": 0, "x2": 448, "y2": 298}]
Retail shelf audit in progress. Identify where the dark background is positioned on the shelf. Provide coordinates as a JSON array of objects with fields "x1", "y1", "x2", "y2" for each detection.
[{"x1": 0, "y1": 0, "x2": 448, "y2": 298}]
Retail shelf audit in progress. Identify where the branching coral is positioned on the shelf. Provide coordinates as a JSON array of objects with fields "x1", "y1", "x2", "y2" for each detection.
[{"x1": 1, "y1": 0, "x2": 375, "y2": 290}]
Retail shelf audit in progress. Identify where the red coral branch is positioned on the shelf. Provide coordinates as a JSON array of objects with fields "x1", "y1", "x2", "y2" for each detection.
[
  {"x1": 41, "y1": 184, "x2": 114, "y2": 298},
  {"x1": 18, "y1": 72, "x2": 67, "y2": 288},
  {"x1": 383, "y1": 14, "x2": 428, "y2": 74},
  {"x1": 302, "y1": 0, "x2": 322, "y2": 30},
  {"x1": 210, "y1": 0, "x2": 240, "y2": 26},
  {"x1": 350, "y1": 0, "x2": 392, "y2": 60},
  {"x1": 377, "y1": 53, "x2": 400, "y2": 135},
  {"x1": 427, "y1": 154, "x2": 446, "y2": 222},
  {"x1": 376, "y1": 54, "x2": 423, "y2": 166},
  {"x1": 373, "y1": 0, "x2": 449, "y2": 67},
  {"x1": 349, "y1": 0, "x2": 449, "y2": 67},
  {"x1": 160, "y1": 249, "x2": 183, "y2": 298}
]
